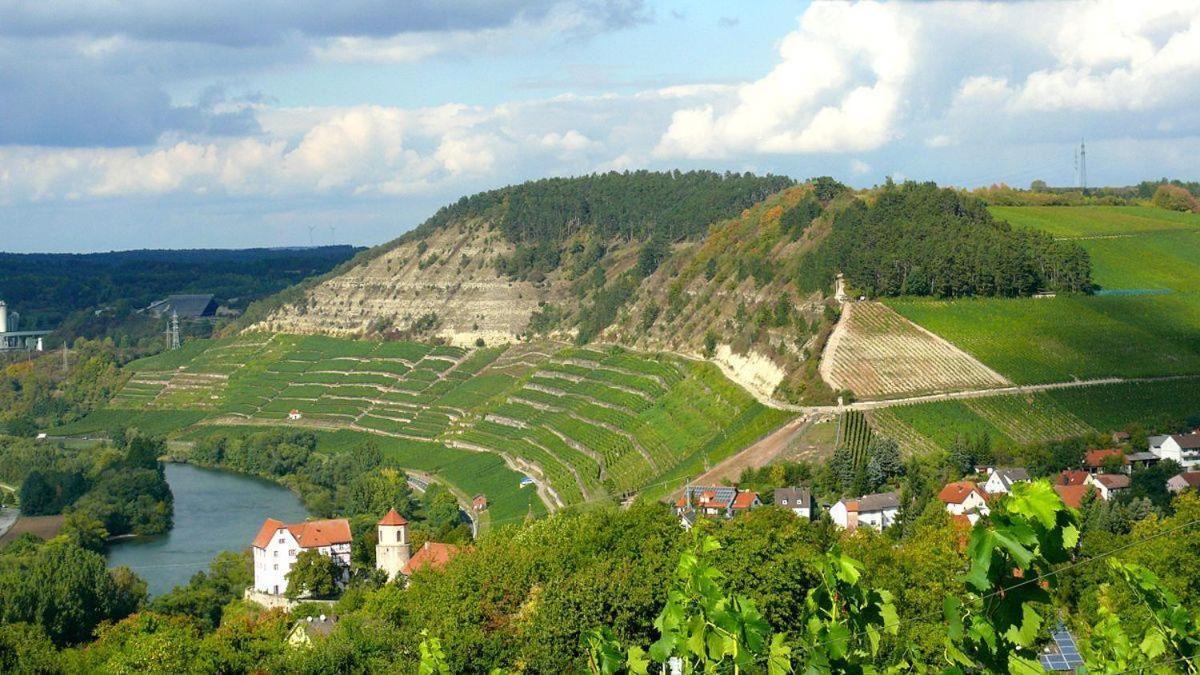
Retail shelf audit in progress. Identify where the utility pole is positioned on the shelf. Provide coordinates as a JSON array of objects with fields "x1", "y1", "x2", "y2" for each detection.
[
  {"x1": 170, "y1": 311, "x2": 181, "y2": 350},
  {"x1": 61, "y1": 341, "x2": 69, "y2": 374},
  {"x1": 1079, "y1": 140, "x2": 1087, "y2": 191}
]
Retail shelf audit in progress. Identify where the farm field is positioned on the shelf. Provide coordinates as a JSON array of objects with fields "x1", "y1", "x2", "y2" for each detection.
[
  {"x1": 888, "y1": 294, "x2": 1200, "y2": 383},
  {"x1": 989, "y1": 205, "x2": 1200, "y2": 238},
  {"x1": 865, "y1": 379, "x2": 1200, "y2": 453},
  {"x1": 822, "y1": 301, "x2": 1008, "y2": 399},
  {"x1": 67, "y1": 335, "x2": 786, "y2": 514},
  {"x1": 890, "y1": 206, "x2": 1200, "y2": 385}
]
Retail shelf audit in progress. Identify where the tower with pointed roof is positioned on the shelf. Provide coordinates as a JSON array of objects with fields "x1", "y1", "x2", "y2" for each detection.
[{"x1": 375, "y1": 508, "x2": 411, "y2": 582}]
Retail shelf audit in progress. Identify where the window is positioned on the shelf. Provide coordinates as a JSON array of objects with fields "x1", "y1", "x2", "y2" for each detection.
[
  {"x1": 396, "y1": 531, "x2": 402, "y2": 542},
  {"x1": 289, "y1": 549, "x2": 296, "y2": 557},
  {"x1": 273, "y1": 564, "x2": 278, "y2": 570},
  {"x1": 278, "y1": 537, "x2": 286, "y2": 544},
  {"x1": 781, "y1": 499, "x2": 788, "y2": 505},
  {"x1": 273, "y1": 550, "x2": 278, "y2": 558}
]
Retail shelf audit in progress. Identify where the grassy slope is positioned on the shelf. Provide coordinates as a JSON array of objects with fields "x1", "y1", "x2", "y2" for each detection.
[
  {"x1": 889, "y1": 205, "x2": 1200, "y2": 384},
  {"x1": 869, "y1": 206, "x2": 1200, "y2": 452},
  {"x1": 60, "y1": 334, "x2": 786, "y2": 515}
]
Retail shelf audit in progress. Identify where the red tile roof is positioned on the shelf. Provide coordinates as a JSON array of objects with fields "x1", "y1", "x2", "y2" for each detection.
[
  {"x1": 1091, "y1": 473, "x2": 1130, "y2": 489},
  {"x1": 938, "y1": 481, "x2": 984, "y2": 505},
  {"x1": 1058, "y1": 470, "x2": 1089, "y2": 486},
  {"x1": 402, "y1": 542, "x2": 462, "y2": 576},
  {"x1": 1085, "y1": 448, "x2": 1126, "y2": 468},
  {"x1": 1176, "y1": 472, "x2": 1200, "y2": 488},
  {"x1": 378, "y1": 508, "x2": 408, "y2": 526},
  {"x1": 731, "y1": 491, "x2": 759, "y2": 510},
  {"x1": 252, "y1": 517, "x2": 352, "y2": 549},
  {"x1": 1054, "y1": 484, "x2": 1094, "y2": 509}
]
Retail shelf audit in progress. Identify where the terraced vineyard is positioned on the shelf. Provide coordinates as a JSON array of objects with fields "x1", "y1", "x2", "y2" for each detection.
[
  {"x1": 865, "y1": 379, "x2": 1200, "y2": 453},
  {"x1": 72, "y1": 335, "x2": 785, "y2": 515},
  {"x1": 822, "y1": 301, "x2": 1008, "y2": 399}
]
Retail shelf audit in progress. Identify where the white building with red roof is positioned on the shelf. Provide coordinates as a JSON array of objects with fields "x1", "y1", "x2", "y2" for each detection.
[
  {"x1": 938, "y1": 481, "x2": 990, "y2": 522},
  {"x1": 375, "y1": 508, "x2": 411, "y2": 582},
  {"x1": 252, "y1": 517, "x2": 352, "y2": 596}
]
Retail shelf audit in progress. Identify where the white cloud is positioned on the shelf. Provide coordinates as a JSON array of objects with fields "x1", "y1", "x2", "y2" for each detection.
[
  {"x1": 655, "y1": 1, "x2": 916, "y2": 158},
  {"x1": 850, "y1": 159, "x2": 871, "y2": 175}
]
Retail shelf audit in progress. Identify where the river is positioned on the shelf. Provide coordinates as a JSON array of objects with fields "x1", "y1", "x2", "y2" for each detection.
[{"x1": 107, "y1": 463, "x2": 308, "y2": 597}]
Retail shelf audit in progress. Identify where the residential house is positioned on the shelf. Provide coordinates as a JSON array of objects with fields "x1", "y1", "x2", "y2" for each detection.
[
  {"x1": 1151, "y1": 433, "x2": 1200, "y2": 470},
  {"x1": 675, "y1": 486, "x2": 761, "y2": 528},
  {"x1": 1057, "y1": 470, "x2": 1089, "y2": 486},
  {"x1": 829, "y1": 491, "x2": 900, "y2": 532},
  {"x1": 472, "y1": 494, "x2": 489, "y2": 513},
  {"x1": 288, "y1": 409, "x2": 303, "y2": 421},
  {"x1": 1084, "y1": 448, "x2": 1128, "y2": 474},
  {"x1": 938, "y1": 481, "x2": 990, "y2": 524},
  {"x1": 252, "y1": 518, "x2": 352, "y2": 596},
  {"x1": 1053, "y1": 484, "x2": 1095, "y2": 509},
  {"x1": 287, "y1": 614, "x2": 337, "y2": 648},
  {"x1": 981, "y1": 467, "x2": 1031, "y2": 495},
  {"x1": 1167, "y1": 471, "x2": 1200, "y2": 494},
  {"x1": 1111, "y1": 431, "x2": 1131, "y2": 445},
  {"x1": 1085, "y1": 473, "x2": 1130, "y2": 501},
  {"x1": 773, "y1": 487, "x2": 815, "y2": 520}
]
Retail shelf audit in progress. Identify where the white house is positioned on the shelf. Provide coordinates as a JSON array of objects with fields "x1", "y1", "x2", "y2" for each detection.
[
  {"x1": 288, "y1": 409, "x2": 303, "y2": 421},
  {"x1": 774, "y1": 487, "x2": 815, "y2": 520},
  {"x1": 1086, "y1": 473, "x2": 1131, "y2": 501},
  {"x1": 982, "y1": 468, "x2": 1031, "y2": 495},
  {"x1": 829, "y1": 491, "x2": 900, "y2": 532},
  {"x1": 1151, "y1": 434, "x2": 1200, "y2": 469},
  {"x1": 938, "y1": 481, "x2": 990, "y2": 519},
  {"x1": 252, "y1": 518, "x2": 352, "y2": 596}
]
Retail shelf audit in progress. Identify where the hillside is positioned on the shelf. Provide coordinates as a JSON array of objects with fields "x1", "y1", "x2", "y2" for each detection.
[
  {"x1": 247, "y1": 171, "x2": 793, "y2": 347},
  {"x1": 61, "y1": 334, "x2": 790, "y2": 515}
]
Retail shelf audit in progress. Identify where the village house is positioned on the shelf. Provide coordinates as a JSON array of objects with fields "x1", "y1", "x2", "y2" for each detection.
[
  {"x1": 1084, "y1": 448, "x2": 1128, "y2": 474},
  {"x1": 938, "y1": 481, "x2": 990, "y2": 524},
  {"x1": 287, "y1": 614, "x2": 337, "y2": 648},
  {"x1": 1167, "y1": 471, "x2": 1200, "y2": 494},
  {"x1": 1053, "y1": 484, "x2": 1095, "y2": 509},
  {"x1": 674, "y1": 486, "x2": 761, "y2": 528},
  {"x1": 829, "y1": 491, "x2": 900, "y2": 532},
  {"x1": 1085, "y1": 473, "x2": 1130, "y2": 501},
  {"x1": 472, "y1": 494, "x2": 489, "y2": 513},
  {"x1": 773, "y1": 487, "x2": 815, "y2": 520},
  {"x1": 1057, "y1": 469, "x2": 1090, "y2": 486},
  {"x1": 252, "y1": 518, "x2": 352, "y2": 596},
  {"x1": 1150, "y1": 433, "x2": 1200, "y2": 470},
  {"x1": 981, "y1": 467, "x2": 1031, "y2": 495},
  {"x1": 1124, "y1": 451, "x2": 1160, "y2": 471},
  {"x1": 288, "y1": 409, "x2": 302, "y2": 421}
]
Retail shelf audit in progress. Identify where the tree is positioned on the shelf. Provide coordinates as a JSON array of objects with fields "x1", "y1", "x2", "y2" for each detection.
[
  {"x1": 702, "y1": 331, "x2": 718, "y2": 358},
  {"x1": 864, "y1": 438, "x2": 903, "y2": 491},
  {"x1": 126, "y1": 436, "x2": 165, "y2": 471},
  {"x1": 1152, "y1": 183, "x2": 1199, "y2": 212},
  {"x1": 287, "y1": 550, "x2": 342, "y2": 599},
  {"x1": 0, "y1": 539, "x2": 145, "y2": 646},
  {"x1": 59, "y1": 510, "x2": 109, "y2": 552}
]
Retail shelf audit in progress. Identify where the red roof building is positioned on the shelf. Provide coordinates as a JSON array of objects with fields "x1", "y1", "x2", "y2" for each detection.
[
  {"x1": 1084, "y1": 448, "x2": 1128, "y2": 473},
  {"x1": 378, "y1": 508, "x2": 408, "y2": 527},
  {"x1": 402, "y1": 541, "x2": 462, "y2": 576},
  {"x1": 252, "y1": 517, "x2": 353, "y2": 549},
  {"x1": 1053, "y1": 484, "x2": 1095, "y2": 509},
  {"x1": 1057, "y1": 470, "x2": 1090, "y2": 486}
]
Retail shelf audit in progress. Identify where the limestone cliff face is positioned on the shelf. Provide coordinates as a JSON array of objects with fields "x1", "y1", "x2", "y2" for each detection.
[{"x1": 249, "y1": 221, "x2": 557, "y2": 346}]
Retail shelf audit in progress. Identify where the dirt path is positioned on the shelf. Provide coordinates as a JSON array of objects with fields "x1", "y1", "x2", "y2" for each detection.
[{"x1": 680, "y1": 414, "x2": 816, "y2": 489}]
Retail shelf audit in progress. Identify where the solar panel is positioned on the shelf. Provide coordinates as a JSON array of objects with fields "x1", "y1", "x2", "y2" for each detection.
[{"x1": 1040, "y1": 626, "x2": 1085, "y2": 671}]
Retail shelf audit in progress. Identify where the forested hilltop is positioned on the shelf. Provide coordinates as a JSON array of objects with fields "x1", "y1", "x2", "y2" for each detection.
[{"x1": 247, "y1": 174, "x2": 1100, "y2": 404}]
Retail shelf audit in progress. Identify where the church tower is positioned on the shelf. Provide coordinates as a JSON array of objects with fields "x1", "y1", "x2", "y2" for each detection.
[{"x1": 375, "y1": 508, "x2": 411, "y2": 582}]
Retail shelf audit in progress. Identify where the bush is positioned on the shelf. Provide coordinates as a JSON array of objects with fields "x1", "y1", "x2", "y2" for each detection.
[{"x1": 1151, "y1": 183, "x2": 1199, "y2": 212}]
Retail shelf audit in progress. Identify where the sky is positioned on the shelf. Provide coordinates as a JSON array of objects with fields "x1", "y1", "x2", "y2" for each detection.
[{"x1": 1, "y1": 0, "x2": 1199, "y2": 253}]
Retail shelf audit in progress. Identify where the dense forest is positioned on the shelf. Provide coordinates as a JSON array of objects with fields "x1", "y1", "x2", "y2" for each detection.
[
  {"x1": 802, "y1": 182, "x2": 1093, "y2": 297},
  {"x1": 0, "y1": 246, "x2": 358, "y2": 331},
  {"x1": 0, "y1": 434, "x2": 173, "y2": 539}
]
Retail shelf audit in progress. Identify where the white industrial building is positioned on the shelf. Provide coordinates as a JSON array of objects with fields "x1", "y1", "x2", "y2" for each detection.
[{"x1": 0, "y1": 299, "x2": 50, "y2": 352}]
